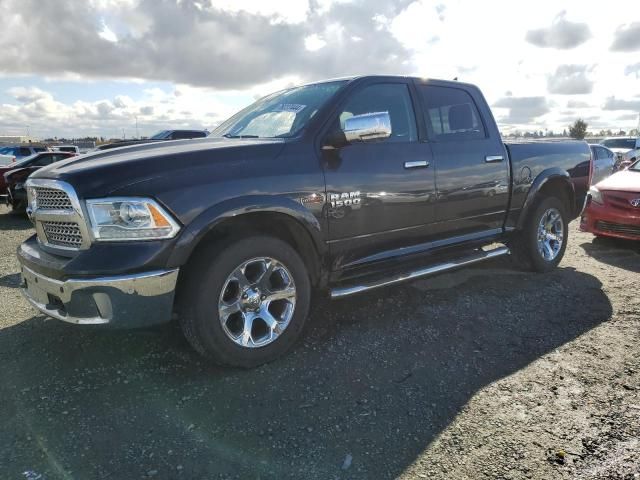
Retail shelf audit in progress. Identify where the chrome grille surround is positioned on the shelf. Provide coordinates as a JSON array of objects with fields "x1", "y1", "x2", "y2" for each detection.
[{"x1": 26, "y1": 178, "x2": 91, "y2": 252}]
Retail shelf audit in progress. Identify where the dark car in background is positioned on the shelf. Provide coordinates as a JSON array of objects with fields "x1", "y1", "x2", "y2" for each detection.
[
  {"x1": 92, "y1": 129, "x2": 209, "y2": 151},
  {"x1": 2, "y1": 151, "x2": 75, "y2": 211}
]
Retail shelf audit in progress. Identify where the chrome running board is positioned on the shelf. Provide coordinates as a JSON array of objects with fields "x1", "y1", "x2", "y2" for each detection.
[{"x1": 330, "y1": 246, "x2": 510, "y2": 299}]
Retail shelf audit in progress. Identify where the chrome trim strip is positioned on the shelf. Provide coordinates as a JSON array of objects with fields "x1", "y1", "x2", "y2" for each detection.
[
  {"x1": 404, "y1": 160, "x2": 429, "y2": 169},
  {"x1": 330, "y1": 246, "x2": 510, "y2": 298},
  {"x1": 485, "y1": 155, "x2": 504, "y2": 163}
]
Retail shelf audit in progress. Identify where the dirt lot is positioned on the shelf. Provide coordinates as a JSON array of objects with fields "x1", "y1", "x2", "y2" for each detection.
[{"x1": 0, "y1": 206, "x2": 638, "y2": 480}]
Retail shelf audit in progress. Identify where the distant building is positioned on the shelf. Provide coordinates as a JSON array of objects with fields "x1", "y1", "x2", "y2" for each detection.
[{"x1": 0, "y1": 135, "x2": 38, "y2": 144}]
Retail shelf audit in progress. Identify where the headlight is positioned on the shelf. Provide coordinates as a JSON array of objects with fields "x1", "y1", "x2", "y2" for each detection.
[
  {"x1": 86, "y1": 197, "x2": 180, "y2": 241},
  {"x1": 588, "y1": 186, "x2": 604, "y2": 205}
]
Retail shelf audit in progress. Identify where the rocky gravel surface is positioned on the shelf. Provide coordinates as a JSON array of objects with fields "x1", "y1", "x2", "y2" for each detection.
[{"x1": 0, "y1": 206, "x2": 638, "y2": 479}]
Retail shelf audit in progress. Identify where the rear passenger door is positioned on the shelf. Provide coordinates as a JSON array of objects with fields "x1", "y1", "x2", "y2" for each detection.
[{"x1": 416, "y1": 83, "x2": 510, "y2": 237}]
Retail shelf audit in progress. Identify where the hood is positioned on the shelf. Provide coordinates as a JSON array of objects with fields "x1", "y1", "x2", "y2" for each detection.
[
  {"x1": 596, "y1": 169, "x2": 640, "y2": 192},
  {"x1": 31, "y1": 136, "x2": 286, "y2": 197}
]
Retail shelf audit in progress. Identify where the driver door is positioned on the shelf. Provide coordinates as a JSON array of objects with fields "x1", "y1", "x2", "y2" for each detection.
[{"x1": 321, "y1": 81, "x2": 436, "y2": 269}]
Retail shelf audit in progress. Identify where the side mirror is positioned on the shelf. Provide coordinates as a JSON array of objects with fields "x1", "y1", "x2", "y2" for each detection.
[{"x1": 343, "y1": 111, "x2": 392, "y2": 143}]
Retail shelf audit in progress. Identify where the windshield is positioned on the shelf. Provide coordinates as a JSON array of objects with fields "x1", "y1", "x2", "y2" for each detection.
[
  {"x1": 211, "y1": 80, "x2": 348, "y2": 139},
  {"x1": 150, "y1": 130, "x2": 170, "y2": 140},
  {"x1": 602, "y1": 138, "x2": 636, "y2": 149}
]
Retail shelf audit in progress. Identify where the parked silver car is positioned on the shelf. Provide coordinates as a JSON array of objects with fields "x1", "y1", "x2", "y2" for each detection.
[{"x1": 588, "y1": 144, "x2": 616, "y2": 185}]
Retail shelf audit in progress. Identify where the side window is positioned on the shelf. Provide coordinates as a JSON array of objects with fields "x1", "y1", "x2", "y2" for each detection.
[
  {"x1": 339, "y1": 83, "x2": 417, "y2": 143},
  {"x1": 32, "y1": 155, "x2": 54, "y2": 166},
  {"x1": 19, "y1": 147, "x2": 32, "y2": 156},
  {"x1": 597, "y1": 148, "x2": 608, "y2": 160},
  {"x1": 419, "y1": 85, "x2": 486, "y2": 141}
]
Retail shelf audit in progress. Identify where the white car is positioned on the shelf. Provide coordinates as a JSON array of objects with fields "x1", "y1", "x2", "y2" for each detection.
[
  {"x1": 51, "y1": 145, "x2": 80, "y2": 154},
  {"x1": 600, "y1": 137, "x2": 640, "y2": 170}
]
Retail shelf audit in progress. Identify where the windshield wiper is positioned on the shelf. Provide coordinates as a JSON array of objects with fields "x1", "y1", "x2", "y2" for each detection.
[{"x1": 222, "y1": 134, "x2": 260, "y2": 139}]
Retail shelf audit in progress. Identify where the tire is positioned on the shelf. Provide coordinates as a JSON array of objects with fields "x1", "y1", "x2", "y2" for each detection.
[
  {"x1": 179, "y1": 235, "x2": 311, "y2": 368},
  {"x1": 510, "y1": 196, "x2": 568, "y2": 272}
]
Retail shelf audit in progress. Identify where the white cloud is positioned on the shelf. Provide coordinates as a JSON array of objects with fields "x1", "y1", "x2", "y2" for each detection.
[
  {"x1": 98, "y1": 22, "x2": 118, "y2": 43},
  {"x1": 304, "y1": 34, "x2": 327, "y2": 52}
]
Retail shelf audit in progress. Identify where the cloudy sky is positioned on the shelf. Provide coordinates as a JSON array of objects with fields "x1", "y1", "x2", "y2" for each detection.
[{"x1": 0, "y1": 0, "x2": 639, "y2": 139}]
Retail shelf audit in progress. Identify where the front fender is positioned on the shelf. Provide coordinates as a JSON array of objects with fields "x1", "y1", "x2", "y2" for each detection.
[
  {"x1": 166, "y1": 195, "x2": 325, "y2": 267},
  {"x1": 516, "y1": 168, "x2": 575, "y2": 229}
]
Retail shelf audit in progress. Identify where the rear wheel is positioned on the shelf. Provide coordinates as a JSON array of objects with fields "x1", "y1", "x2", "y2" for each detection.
[
  {"x1": 179, "y1": 235, "x2": 311, "y2": 367},
  {"x1": 510, "y1": 196, "x2": 568, "y2": 272}
]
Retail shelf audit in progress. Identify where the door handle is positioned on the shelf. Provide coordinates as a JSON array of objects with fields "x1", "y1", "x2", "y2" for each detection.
[
  {"x1": 404, "y1": 160, "x2": 430, "y2": 169},
  {"x1": 485, "y1": 155, "x2": 504, "y2": 163}
]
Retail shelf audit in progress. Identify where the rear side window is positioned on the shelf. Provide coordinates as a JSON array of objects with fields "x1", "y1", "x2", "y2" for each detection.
[
  {"x1": 418, "y1": 85, "x2": 486, "y2": 141},
  {"x1": 19, "y1": 147, "x2": 32, "y2": 156},
  {"x1": 32, "y1": 154, "x2": 54, "y2": 166}
]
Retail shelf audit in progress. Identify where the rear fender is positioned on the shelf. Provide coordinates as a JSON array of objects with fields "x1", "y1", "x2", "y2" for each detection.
[{"x1": 516, "y1": 168, "x2": 575, "y2": 229}]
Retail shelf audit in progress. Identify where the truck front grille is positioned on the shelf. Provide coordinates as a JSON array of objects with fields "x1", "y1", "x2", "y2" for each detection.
[
  {"x1": 32, "y1": 187, "x2": 73, "y2": 211},
  {"x1": 27, "y1": 180, "x2": 89, "y2": 252},
  {"x1": 41, "y1": 221, "x2": 84, "y2": 248}
]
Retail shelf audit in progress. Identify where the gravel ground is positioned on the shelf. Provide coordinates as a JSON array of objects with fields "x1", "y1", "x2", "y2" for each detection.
[{"x1": 0, "y1": 205, "x2": 638, "y2": 480}]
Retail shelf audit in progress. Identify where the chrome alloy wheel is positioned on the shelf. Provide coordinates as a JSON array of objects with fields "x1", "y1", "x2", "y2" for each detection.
[
  {"x1": 537, "y1": 207, "x2": 564, "y2": 261},
  {"x1": 218, "y1": 257, "x2": 296, "y2": 348}
]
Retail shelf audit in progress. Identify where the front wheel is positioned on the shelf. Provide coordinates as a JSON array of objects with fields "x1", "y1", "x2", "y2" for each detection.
[
  {"x1": 510, "y1": 196, "x2": 568, "y2": 272},
  {"x1": 179, "y1": 235, "x2": 311, "y2": 367}
]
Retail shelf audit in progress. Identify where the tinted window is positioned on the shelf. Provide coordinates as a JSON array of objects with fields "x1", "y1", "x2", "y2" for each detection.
[
  {"x1": 339, "y1": 83, "x2": 417, "y2": 143},
  {"x1": 172, "y1": 131, "x2": 199, "y2": 140},
  {"x1": 602, "y1": 138, "x2": 636, "y2": 149},
  {"x1": 419, "y1": 85, "x2": 486, "y2": 141},
  {"x1": 34, "y1": 147, "x2": 47, "y2": 152},
  {"x1": 32, "y1": 154, "x2": 54, "y2": 166},
  {"x1": 19, "y1": 147, "x2": 32, "y2": 156}
]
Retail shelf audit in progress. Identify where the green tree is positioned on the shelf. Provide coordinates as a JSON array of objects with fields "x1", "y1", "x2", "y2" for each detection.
[{"x1": 569, "y1": 119, "x2": 588, "y2": 140}]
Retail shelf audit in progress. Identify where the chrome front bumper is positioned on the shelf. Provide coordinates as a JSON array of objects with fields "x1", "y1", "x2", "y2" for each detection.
[{"x1": 19, "y1": 265, "x2": 179, "y2": 327}]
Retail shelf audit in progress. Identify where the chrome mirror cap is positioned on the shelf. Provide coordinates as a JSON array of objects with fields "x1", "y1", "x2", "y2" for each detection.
[{"x1": 343, "y1": 111, "x2": 392, "y2": 143}]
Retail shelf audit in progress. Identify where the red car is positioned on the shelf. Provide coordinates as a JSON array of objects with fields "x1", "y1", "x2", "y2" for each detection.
[{"x1": 580, "y1": 159, "x2": 640, "y2": 240}]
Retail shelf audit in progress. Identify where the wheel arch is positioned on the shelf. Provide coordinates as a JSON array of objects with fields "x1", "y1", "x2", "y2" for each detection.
[
  {"x1": 516, "y1": 168, "x2": 576, "y2": 230},
  {"x1": 168, "y1": 196, "x2": 326, "y2": 286}
]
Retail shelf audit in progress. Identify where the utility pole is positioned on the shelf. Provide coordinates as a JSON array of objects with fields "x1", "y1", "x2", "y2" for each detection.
[
  {"x1": 135, "y1": 115, "x2": 139, "y2": 139},
  {"x1": 122, "y1": 128, "x2": 125, "y2": 140}
]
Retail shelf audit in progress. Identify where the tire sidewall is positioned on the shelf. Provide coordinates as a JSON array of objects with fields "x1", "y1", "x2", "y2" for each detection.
[
  {"x1": 186, "y1": 236, "x2": 311, "y2": 367},
  {"x1": 525, "y1": 197, "x2": 568, "y2": 272}
]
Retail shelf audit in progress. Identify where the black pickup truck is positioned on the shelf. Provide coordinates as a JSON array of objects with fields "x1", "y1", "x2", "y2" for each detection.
[{"x1": 18, "y1": 76, "x2": 590, "y2": 367}]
